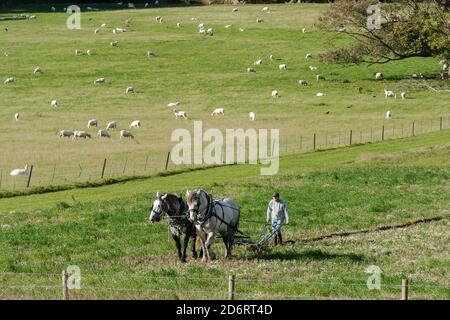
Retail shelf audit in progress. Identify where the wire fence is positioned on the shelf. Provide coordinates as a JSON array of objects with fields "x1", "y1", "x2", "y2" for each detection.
[
  {"x1": 0, "y1": 271, "x2": 447, "y2": 300},
  {"x1": 0, "y1": 116, "x2": 449, "y2": 193}
]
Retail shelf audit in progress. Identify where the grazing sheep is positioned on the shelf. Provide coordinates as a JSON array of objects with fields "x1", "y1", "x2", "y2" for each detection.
[
  {"x1": 94, "y1": 77, "x2": 106, "y2": 84},
  {"x1": 4, "y1": 52, "x2": 10, "y2": 57},
  {"x1": 262, "y1": 6, "x2": 270, "y2": 12},
  {"x1": 87, "y1": 119, "x2": 98, "y2": 128},
  {"x1": 225, "y1": 24, "x2": 232, "y2": 28},
  {"x1": 168, "y1": 102, "x2": 179, "y2": 108},
  {"x1": 155, "y1": 16, "x2": 162, "y2": 22},
  {"x1": 279, "y1": 64, "x2": 286, "y2": 70},
  {"x1": 59, "y1": 129, "x2": 74, "y2": 138},
  {"x1": 256, "y1": 18, "x2": 263, "y2": 23},
  {"x1": 211, "y1": 108, "x2": 224, "y2": 116},
  {"x1": 113, "y1": 28, "x2": 126, "y2": 34},
  {"x1": 375, "y1": 72, "x2": 383, "y2": 80},
  {"x1": 249, "y1": 112, "x2": 256, "y2": 121},
  {"x1": 247, "y1": 67, "x2": 256, "y2": 73},
  {"x1": 120, "y1": 130, "x2": 134, "y2": 139},
  {"x1": 100, "y1": 23, "x2": 107, "y2": 28},
  {"x1": 74, "y1": 131, "x2": 92, "y2": 139},
  {"x1": 97, "y1": 129, "x2": 111, "y2": 138},
  {"x1": 271, "y1": 90, "x2": 279, "y2": 98},
  {"x1": 147, "y1": 51, "x2": 156, "y2": 58},
  {"x1": 298, "y1": 80, "x2": 308, "y2": 86},
  {"x1": 199, "y1": 27, "x2": 206, "y2": 35},
  {"x1": 106, "y1": 121, "x2": 117, "y2": 130},
  {"x1": 10, "y1": 165, "x2": 30, "y2": 176},
  {"x1": 29, "y1": 15, "x2": 37, "y2": 20},
  {"x1": 384, "y1": 89, "x2": 396, "y2": 99},
  {"x1": 94, "y1": 28, "x2": 100, "y2": 34},
  {"x1": 126, "y1": 86, "x2": 134, "y2": 94},
  {"x1": 316, "y1": 92, "x2": 325, "y2": 97},
  {"x1": 75, "y1": 49, "x2": 82, "y2": 55},
  {"x1": 207, "y1": 28, "x2": 213, "y2": 36},
  {"x1": 87, "y1": 50, "x2": 92, "y2": 56},
  {"x1": 14, "y1": 113, "x2": 19, "y2": 121},
  {"x1": 34, "y1": 67, "x2": 42, "y2": 74},
  {"x1": 177, "y1": 22, "x2": 181, "y2": 28},
  {"x1": 174, "y1": 111, "x2": 188, "y2": 119},
  {"x1": 302, "y1": 28, "x2": 306, "y2": 33},
  {"x1": 316, "y1": 74, "x2": 325, "y2": 81},
  {"x1": 4, "y1": 77, "x2": 14, "y2": 84},
  {"x1": 305, "y1": 53, "x2": 312, "y2": 59},
  {"x1": 269, "y1": 54, "x2": 274, "y2": 60},
  {"x1": 111, "y1": 41, "x2": 118, "y2": 47},
  {"x1": 400, "y1": 92, "x2": 406, "y2": 99},
  {"x1": 130, "y1": 120, "x2": 141, "y2": 128},
  {"x1": 255, "y1": 59, "x2": 262, "y2": 65},
  {"x1": 51, "y1": 100, "x2": 58, "y2": 108},
  {"x1": 232, "y1": 7, "x2": 238, "y2": 12},
  {"x1": 386, "y1": 111, "x2": 392, "y2": 119},
  {"x1": 239, "y1": 28, "x2": 245, "y2": 32},
  {"x1": 309, "y1": 65, "x2": 317, "y2": 71}
]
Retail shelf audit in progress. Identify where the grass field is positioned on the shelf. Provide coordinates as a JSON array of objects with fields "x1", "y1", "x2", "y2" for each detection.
[
  {"x1": 0, "y1": 3, "x2": 449, "y2": 300},
  {"x1": 0, "y1": 3, "x2": 449, "y2": 190}
]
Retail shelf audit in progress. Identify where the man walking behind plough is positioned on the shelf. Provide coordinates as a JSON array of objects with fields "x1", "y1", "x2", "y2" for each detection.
[{"x1": 266, "y1": 192, "x2": 290, "y2": 246}]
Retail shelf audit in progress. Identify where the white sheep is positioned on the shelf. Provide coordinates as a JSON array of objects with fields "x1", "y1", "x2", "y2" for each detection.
[
  {"x1": 256, "y1": 18, "x2": 263, "y2": 23},
  {"x1": 94, "y1": 28, "x2": 100, "y2": 34},
  {"x1": 94, "y1": 77, "x2": 106, "y2": 84},
  {"x1": 271, "y1": 90, "x2": 279, "y2": 98},
  {"x1": 51, "y1": 99, "x2": 58, "y2": 108},
  {"x1": 384, "y1": 89, "x2": 396, "y2": 99},
  {"x1": 111, "y1": 41, "x2": 118, "y2": 47},
  {"x1": 316, "y1": 92, "x2": 325, "y2": 97},
  {"x1": 400, "y1": 92, "x2": 406, "y2": 99},
  {"x1": 207, "y1": 28, "x2": 213, "y2": 36},
  {"x1": 145, "y1": 3, "x2": 149, "y2": 8},
  {"x1": 126, "y1": 86, "x2": 134, "y2": 94},
  {"x1": 199, "y1": 27, "x2": 206, "y2": 35},
  {"x1": 262, "y1": 7, "x2": 270, "y2": 12},
  {"x1": 269, "y1": 54, "x2": 274, "y2": 60},
  {"x1": 177, "y1": 22, "x2": 181, "y2": 28},
  {"x1": 279, "y1": 64, "x2": 286, "y2": 70},
  {"x1": 249, "y1": 112, "x2": 256, "y2": 121},
  {"x1": 247, "y1": 67, "x2": 256, "y2": 73},
  {"x1": 232, "y1": 7, "x2": 238, "y2": 12},
  {"x1": 168, "y1": 102, "x2": 179, "y2": 108},
  {"x1": 74, "y1": 131, "x2": 92, "y2": 139},
  {"x1": 113, "y1": 28, "x2": 125, "y2": 34},
  {"x1": 375, "y1": 72, "x2": 383, "y2": 80},
  {"x1": 100, "y1": 23, "x2": 107, "y2": 28},
  {"x1": 14, "y1": 113, "x2": 19, "y2": 121},
  {"x1": 59, "y1": 129, "x2": 74, "y2": 138},
  {"x1": 174, "y1": 111, "x2": 188, "y2": 119},
  {"x1": 239, "y1": 28, "x2": 245, "y2": 32},
  {"x1": 302, "y1": 27, "x2": 306, "y2": 33},
  {"x1": 155, "y1": 16, "x2": 162, "y2": 22},
  {"x1": 87, "y1": 119, "x2": 98, "y2": 128},
  {"x1": 147, "y1": 51, "x2": 156, "y2": 58},
  {"x1": 386, "y1": 111, "x2": 392, "y2": 119},
  {"x1": 97, "y1": 129, "x2": 111, "y2": 138},
  {"x1": 29, "y1": 15, "x2": 37, "y2": 20},
  {"x1": 211, "y1": 108, "x2": 224, "y2": 116},
  {"x1": 128, "y1": 3, "x2": 136, "y2": 8},
  {"x1": 34, "y1": 67, "x2": 42, "y2": 74},
  {"x1": 10, "y1": 165, "x2": 30, "y2": 176},
  {"x1": 225, "y1": 24, "x2": 232, "y2": 29},
  {"x1": 75, "y1": 49, "x2": 82, "y2": 55},
  {"x1": 255, "y1": 59, "x2": 262, "y2": 65},
  {"x1": 305, "y1": 53, "x2": 312, "y2": 59},
  {"x1": 309, "y1": 66, "x2": 317, "y2": 71},
  {"x1": 87, "y1": 50, "x2": 92, "y2": 56},
  {"x1": 4, "y1": 77, "x2": 14, "y2": 84},
  {"x1": 130, "y1": 120, "x2": 141, "y2": 128},
  {"x1": 316, "y1": 74, "x2": 325, "y2": 81},
  {"x1": 106, "y1": 121, "x2": 117, "y2": 130},
  {"x1": 120, "y1": 130, "x2": 134, "y2": 139},
  {"x1": 298, "y1": 80, "x2": 308, "y2": 86}
]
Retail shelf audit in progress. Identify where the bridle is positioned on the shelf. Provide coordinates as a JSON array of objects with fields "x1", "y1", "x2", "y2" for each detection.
[{"x1": 189, "y1": 191, "x2": 213, "y2": 223}]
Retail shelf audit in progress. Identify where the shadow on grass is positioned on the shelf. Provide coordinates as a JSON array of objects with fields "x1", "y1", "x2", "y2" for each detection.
[{"x1": 254, "y1": 249, "x2": 364, "y2": 262}]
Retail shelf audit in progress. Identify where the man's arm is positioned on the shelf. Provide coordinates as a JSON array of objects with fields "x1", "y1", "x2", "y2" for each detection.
[
  {"x1": 266, "y1": 201, "x2": 272, "y2": 223},
  {"x1": 284, "y1": 203, "x2": 290, "y2": 224}
]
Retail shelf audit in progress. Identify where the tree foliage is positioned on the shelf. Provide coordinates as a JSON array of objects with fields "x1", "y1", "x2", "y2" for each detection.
[{"x1": 317, "y1": 0, "x2": 450, "y2": 68}]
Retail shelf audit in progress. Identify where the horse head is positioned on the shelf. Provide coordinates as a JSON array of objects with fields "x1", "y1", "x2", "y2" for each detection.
[
  {"x1": 186, "y1": 189, "x2": 210, "y2": 222},
  {"x1": 149, "y1": 192, "x2": 168, "y2": 223}
]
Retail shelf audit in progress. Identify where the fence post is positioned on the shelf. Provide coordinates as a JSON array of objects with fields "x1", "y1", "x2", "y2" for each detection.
[
  {"x1": 349, "y1": 130, "x2": 353, "y2": 145},
  {"x1": 0, "y1": 169, "x2": 2, "y2": 189},
  {"x1": 401, "y1": 279, "x2": 409, "y2": 300},
  {"x1": 144, "y1": 155, "x2": 149, "y2": 172},
  {"x1": 122, "y1": 158, "x2": 128, "y2": 175},
  {"x1": 228, "y1": 275, "x2": 235, "y2": 300},
  {"x1": 381, "y1": 125, "x2": 385, "y2": 141},
  {"x1": 165, "y1": 152, "x2": 171, "y2": 171},
  {"x1": 26, "y1": 165, "x2": 34, "y2": 188},
  {"x1": 101, "y1": 158, "x2": 107, "y2": 179},
  {"x1": 440, "y1": 117, "x2": 443, "y2": 131},
  {"x1": 412, "y1": 121, "x2": 415, "y2": 136},
  {"x1": 62, "y1": 270, "x2": 69, "y2": 300},
  {"x1": 313, "y1": 133, "x2": 316, "y2": 151},
  {"x1": 51, "y1": 164, "x2": 56, "y2": 183}
]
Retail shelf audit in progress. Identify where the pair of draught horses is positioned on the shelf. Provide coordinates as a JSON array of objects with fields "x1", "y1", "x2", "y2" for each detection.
[{"x1": 149, "y1": 189, "x2": 240, "y2": 262}]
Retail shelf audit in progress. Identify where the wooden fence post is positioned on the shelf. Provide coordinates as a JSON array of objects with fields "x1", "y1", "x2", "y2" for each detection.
[
  {"x1": 412, "y1": 121, "x2": 415, "y2": 136},
  {"x1": 381, "y1": 125, "x2": 385, "y2": 141},
  {"x1": 144, "y1": 155, "x2": 149, "y2": 172},
  {"x1": 313, "y1": 133, "x2": 316, "y2": 151},
  {"x1": 122, "y1": 158, "x2": 128, "y2": 175},
  {"x1": 349, "y1": 130, "x2": 353, "y2": 145},
  {"x1": 228, "y1": 275, "x2": 235, "y2": 300},
  {"x1": 165, "y1": 152, "x2": 171, "y2": 171},
  {"x1": 401, "y1": 279, "x2": 409, "y2": 300},
  {"x1": 101, "y1": 158, "x2": 107, "y2": 179},
  {"x1": 26, "y1": 165, "x2": 34, "y2": 188},
  {"x1": 62, "y1": 270, "x2": 69, "y2": 300},
  {"x1": 440, "y1": 117, "x2": 443, "y2": 131},
  {"x1": 51, "y1": 164, "x2": 56, "y2": 183}
]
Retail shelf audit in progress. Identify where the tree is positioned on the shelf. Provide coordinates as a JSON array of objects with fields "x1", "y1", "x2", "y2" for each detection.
[{"x1": 317, "y1": 0, "x2": 450, "y2": 78}]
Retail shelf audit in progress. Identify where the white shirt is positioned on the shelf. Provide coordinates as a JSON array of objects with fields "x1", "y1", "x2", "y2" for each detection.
[{"x1": 266, "y1": 199, "x2": 290, "y2": 224}]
